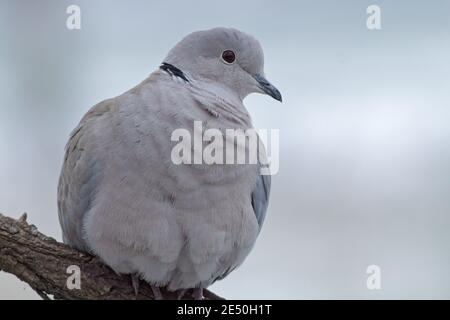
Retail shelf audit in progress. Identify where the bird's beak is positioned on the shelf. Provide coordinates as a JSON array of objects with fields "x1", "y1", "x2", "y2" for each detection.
[{"x1": 254, "y1": 74, "x2": 282, "y2": 102}]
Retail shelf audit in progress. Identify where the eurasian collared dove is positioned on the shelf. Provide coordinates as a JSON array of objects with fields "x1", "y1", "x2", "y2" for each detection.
[{"x1": 57, "y1": 27, "x2": 281, "y2": 299}]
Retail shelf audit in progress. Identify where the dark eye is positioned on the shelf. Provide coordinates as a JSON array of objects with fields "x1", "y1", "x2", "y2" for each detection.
[{"x1": 221, "y1": 50, "x2": 236, "y2": 64}]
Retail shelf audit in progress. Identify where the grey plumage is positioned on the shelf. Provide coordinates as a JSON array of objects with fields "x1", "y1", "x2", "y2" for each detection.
[{"x1": 58, "y1": 27, "x2": 280, "y2": 294}]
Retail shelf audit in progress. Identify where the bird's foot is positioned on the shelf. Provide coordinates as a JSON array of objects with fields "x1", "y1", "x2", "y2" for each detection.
[
  {"x1": 151, "y1": 285, "x2": 163, "y2": 300},
  {"x1": 192, "y1": 288, "x2": 204, "y2": 300},
  {"x1": 176, "y1": 288, "x2": 204, "y2": 300},
  {"x1": 130, "y1": 274, "x2": 162, "y2": 300},
  {"x1": 130, "y1": 274, "x2": 140, "y2": 296},
  {"x1": 177, "y1": 289, "x2": 188, "y2": 300}
]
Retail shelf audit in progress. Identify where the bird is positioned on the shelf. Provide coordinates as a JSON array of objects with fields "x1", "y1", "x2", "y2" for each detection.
[{"x1": 57, "y1": 27, "x2": 281, "y2": 300}]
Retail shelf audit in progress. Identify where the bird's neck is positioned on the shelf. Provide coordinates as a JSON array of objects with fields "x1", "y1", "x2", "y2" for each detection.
[{"x1": 188, "y1": 79, "x2": 252, "y2": 127}]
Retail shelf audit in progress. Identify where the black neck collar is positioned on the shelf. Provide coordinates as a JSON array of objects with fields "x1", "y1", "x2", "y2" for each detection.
[{"x1": 159, "y1": 62, "x2": 189, "y2": 83}]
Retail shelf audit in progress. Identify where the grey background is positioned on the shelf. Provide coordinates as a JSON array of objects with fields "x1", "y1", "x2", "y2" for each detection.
[{"x1": 1, "y1": 0, "x2": 449, "y2": 299}]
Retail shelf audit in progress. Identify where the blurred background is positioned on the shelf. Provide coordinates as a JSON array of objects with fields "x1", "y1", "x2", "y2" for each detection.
[{"x1": 1, "y1": 0, "x2": 449, "y2": 299}]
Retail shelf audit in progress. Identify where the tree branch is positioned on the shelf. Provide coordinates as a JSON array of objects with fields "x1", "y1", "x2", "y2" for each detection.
[{"x1": 0, "y1": 213, "x2": 223, "y2": 300}]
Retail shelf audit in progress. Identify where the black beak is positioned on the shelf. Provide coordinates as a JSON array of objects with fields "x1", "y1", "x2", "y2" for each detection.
[{"x1": 254, "y1": 74, "x2": 282, "y2": 102}]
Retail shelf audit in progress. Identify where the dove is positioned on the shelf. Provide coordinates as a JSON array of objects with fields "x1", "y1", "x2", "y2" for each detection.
[{"x1": 58, "y1": 27, "x2": 281, "y2": 299}]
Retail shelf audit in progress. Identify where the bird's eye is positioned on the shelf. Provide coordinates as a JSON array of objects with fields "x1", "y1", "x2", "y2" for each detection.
[{"x1": 221, "y1": 50, "x2": 236, "y2": 64}]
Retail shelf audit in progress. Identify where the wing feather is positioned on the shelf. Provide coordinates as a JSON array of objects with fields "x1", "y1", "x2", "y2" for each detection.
[
  {"x1": 57, "y1": 101, "x2": 112, "y2": 251},
  {"x1": 251, "y1": 171, "x2": 271, "y2": 231}
]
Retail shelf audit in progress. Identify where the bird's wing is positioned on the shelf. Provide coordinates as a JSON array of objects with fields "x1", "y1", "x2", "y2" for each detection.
[
  {"x1": 57, "y1": 101, "x2": 113, "y2": 251},
  {"x1": 251, "y1": 170, "x2": 271, "y2": 231}
]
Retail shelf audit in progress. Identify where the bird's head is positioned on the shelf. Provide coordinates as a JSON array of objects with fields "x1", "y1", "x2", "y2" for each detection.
[{"x1": 163, "y1": 27, "x2": 282, "y2": 103}]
